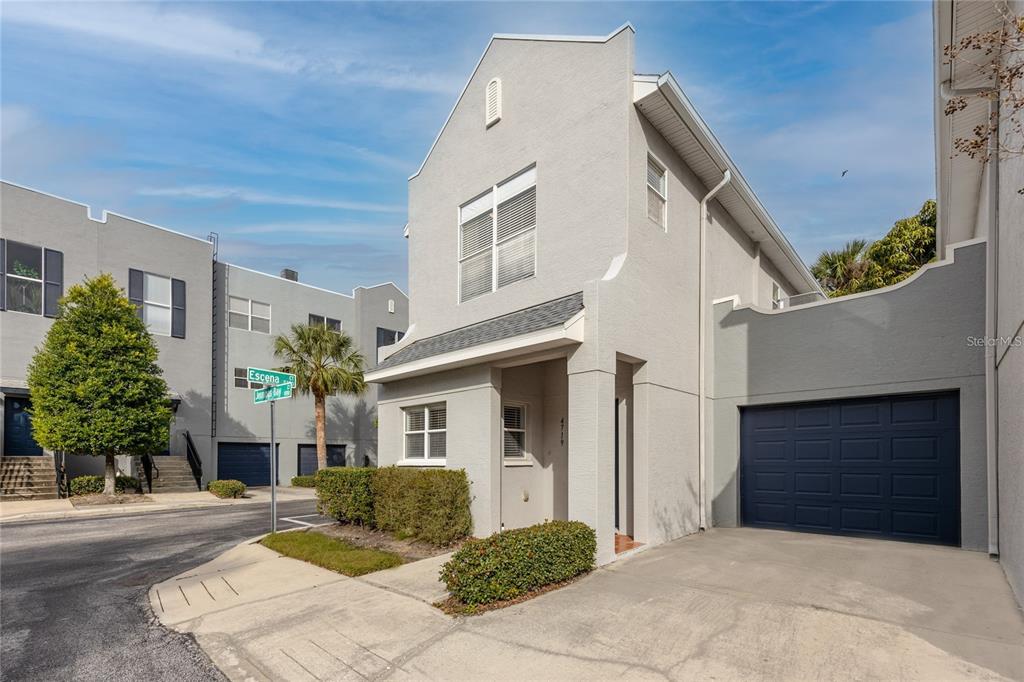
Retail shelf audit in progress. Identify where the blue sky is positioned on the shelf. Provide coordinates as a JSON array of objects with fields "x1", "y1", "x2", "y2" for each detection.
[{"x1": 1, "y1": 1, "x2": 935, "y2": 293}]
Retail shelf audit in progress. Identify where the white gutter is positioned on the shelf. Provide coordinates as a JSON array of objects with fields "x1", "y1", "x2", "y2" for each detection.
[
  {"x1": 698, "y1": 169, "x2": 731, "y2": 531},
  {"x1": 940, "y1": 80, "x2": 1000, "y2": 556}
]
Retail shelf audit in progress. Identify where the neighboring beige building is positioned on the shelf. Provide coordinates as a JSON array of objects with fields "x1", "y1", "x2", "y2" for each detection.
[{"x1": 366, "y1": 25, "x2": 823, "y2": 565}]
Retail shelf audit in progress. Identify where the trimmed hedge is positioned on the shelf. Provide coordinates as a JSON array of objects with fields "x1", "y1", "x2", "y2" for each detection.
[
  {"x1": 315, "y1": 466, "x2": 472, "y2": 546},
  {"x1": 291, "y1": 475, "x2": 316, "y2": 488},
  {"x1": 208, "y1": 479, "x2": 247, "y2": 499},
  {"x1": 373, "y1": 467, "x2": 471, "y2": 546},
  {"x1": 70, "y1": 475, "x2": 138, "y2": 496},
  {"x1": 315, "y1": 468, "x2": 374, "y2": 525},
  {"x1": 440, "y1": 520, "x2": 596, "y2": 605}
]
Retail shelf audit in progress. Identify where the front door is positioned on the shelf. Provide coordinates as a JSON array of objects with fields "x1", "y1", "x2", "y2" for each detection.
[{"x1": 4, "y1": 396, "x2": 43, "y2": 455}]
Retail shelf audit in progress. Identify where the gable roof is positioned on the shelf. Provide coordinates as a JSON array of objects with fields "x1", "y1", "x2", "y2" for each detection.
[{"x1": 375, "y1": 292, "x2": 583, "y2": 370}]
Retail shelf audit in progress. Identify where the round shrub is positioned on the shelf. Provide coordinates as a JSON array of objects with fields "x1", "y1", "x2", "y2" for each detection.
[
  {"x1": 70, "y1": 474, "x2": 138, "y2": 496},
  {"x1": 291, "y1": 475, "x2": 316, "y2": 488},
  {"x1": 371, "y1": 467, "x2": 472, "y2": 545},
  {"x1": 440, "y1": 520, "x2": 596, "y2": 605},
  {"x1": 208, "y1": 479, "x2": 247, "y2": 499}
]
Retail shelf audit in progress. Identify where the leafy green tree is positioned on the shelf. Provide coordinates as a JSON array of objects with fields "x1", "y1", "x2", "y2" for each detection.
[
  {"x1": 811, "y1": 200, "x2": 936, "y2": 297},
  {"x1": 26, "y1": 274, "x2": 172, "y2": 495},
  {"x1": 274, "y1": 324, "x2": 366, "y2": 471},
  {"x1": 810, "y1": 239, "x2": 870, "y2": 297}
]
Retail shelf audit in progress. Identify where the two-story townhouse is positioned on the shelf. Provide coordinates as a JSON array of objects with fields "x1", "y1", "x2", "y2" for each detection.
[
  {"x1": 214, "y1": 262, "x2": 407, "y2": 485},
  {"x1": 366, "y1": 25, "x2": 823, "y2": 564},
  {"x1": 0, "y1": 181, "x2": 408, "y2": 498}
]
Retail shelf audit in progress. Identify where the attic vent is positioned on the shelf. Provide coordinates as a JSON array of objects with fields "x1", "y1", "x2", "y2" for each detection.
[{"x1": 486, "y1": 78, "x2": 502, "y2": 127}]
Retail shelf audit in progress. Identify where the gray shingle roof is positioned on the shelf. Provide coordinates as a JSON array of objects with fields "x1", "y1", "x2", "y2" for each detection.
[{"x1": 375, "y1": 292, "x2": 584, "y2": 370}]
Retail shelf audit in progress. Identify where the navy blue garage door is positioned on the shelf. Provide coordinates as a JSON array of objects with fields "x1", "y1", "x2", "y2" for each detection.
[
  {"x1": 217, "y1": 442, "x2": 279, "y2": 487},
  {"x1": 297, "y1": 444, "x2": 346, "y2": 475},
  {"x1": 740, "y1": 392, "x2": 960, "y2": 545}
]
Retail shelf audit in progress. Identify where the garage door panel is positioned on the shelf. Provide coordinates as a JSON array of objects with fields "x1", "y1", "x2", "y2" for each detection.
[
  {"x1": 217, "y1": 442, "x2": 277, "y2": 487},
  {"x1": 741, "y1": 392, "x2": 960, "y2": 546}
]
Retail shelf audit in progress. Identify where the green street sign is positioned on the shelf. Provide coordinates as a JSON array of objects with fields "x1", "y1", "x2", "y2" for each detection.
[
  {"x1": 248, "y1": 367, "x2": 295, "y2": 387},
  {"x1": 253, "y1": 383, "x2": 293, "y2": 404}
]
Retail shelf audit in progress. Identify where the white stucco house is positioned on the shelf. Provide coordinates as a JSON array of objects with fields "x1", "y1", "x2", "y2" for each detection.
[{"x1": 368, "y1": 5, "x2": 1023, "y2": 603}]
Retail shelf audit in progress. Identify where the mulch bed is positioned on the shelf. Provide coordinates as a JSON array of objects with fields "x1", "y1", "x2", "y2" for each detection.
[
  {"x1": 434, "y1": 573, "x2": 590, "y2": 617},
  {"x1": 70, "y1": 493, "x2": 154, "y2": 507},
  {"x1": 314, "y1": 523, "x2": 463, "y2": 562}
]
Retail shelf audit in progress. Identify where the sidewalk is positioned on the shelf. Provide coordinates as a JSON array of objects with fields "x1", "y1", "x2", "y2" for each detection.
[
  {"x1": 150, "y1": 536, "x2": 455, "y2": 681},
  {"x1": 0, "y1": 486, "x2": 317, "y2": 524}
]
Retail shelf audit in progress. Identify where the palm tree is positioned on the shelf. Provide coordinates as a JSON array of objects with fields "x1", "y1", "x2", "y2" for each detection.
[
  {"x1": 811, "y1": 239, "x2": 870, "y2": 296},
  {"x1": 274, "y1": 324, "x2": 366, "y2": 471}
]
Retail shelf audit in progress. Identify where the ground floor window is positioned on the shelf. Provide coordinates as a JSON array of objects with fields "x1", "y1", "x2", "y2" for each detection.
[
  {"x1": 502, "y1": 403, "x2": 527, "y2": 459},
  {"x1": 404, "y1": 404, "x2": 446, "y2": 460}
]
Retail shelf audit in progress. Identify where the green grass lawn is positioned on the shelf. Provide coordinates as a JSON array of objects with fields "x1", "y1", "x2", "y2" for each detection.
[{"x1": 261, "y1": 530, "x2": 404, "y2": 576}]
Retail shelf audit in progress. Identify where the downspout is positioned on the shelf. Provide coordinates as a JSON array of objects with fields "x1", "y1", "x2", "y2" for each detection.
[
  {"x1": 941, "y1": 81, "x2": 999, "y2": 555},
  {"x1": 698, "y1": 169, "x2": 731, "y2": 531}
]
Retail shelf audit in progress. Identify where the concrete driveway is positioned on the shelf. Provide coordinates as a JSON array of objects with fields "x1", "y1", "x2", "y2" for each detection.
[{"x1": 157, "y1": 528, "x2": 1024, "y2": 680}]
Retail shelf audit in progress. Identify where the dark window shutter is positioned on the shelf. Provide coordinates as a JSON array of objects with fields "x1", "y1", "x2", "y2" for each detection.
[
  {"x1": 128, "y1": 269, "x2": 144, "y2": 320},
  {"x1": 43, "y1": 249, "x2": 63, "y2": 318},
  {"x1": 171, "y1": 278, "x2": 186, "y2": 339},
  {"x1": 0, "y1": 239, "x2": 6, "y2": 311}
]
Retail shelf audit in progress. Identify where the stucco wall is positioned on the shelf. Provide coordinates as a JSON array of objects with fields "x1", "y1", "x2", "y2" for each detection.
[
  {"x1": 215, "y1": 264, "x2": 407, "y2": 483},
  {"x1": 710, "y1": 241, "x2": 989, "y2": 550},
  {"x1": 406, "y1": 29, "x2": 633, "y2": 339},
  {"x1": 0, "y1": 182, "x2": 214, "y2": 478}
]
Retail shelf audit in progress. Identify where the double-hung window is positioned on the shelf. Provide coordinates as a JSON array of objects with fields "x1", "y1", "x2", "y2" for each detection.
[
  {"x1": 1, "y1": 239, "x2": 63, "y2": 317},
  {"x1": 771, "y1": 282, "x2": 786, "y2": 310},
  {"x1": 129, "y1": 269, "x2": 185, "y2": 338},
  {"x1": 308, "y1": 313, "x2": 341, "y2": 332},
  {"x1": 229, "y1": 296, "x2": 271, "y2": 333},
  {"x1": 404, "y1": 404, "x2": 446, "y2": 461},
  {"x1": 502, "y1": 404, "x2": 527, "y2": 460},
  {"x1": 459, "y1": 165, "x2": 537, "y2": 303},
  {"x1": 647, "y1": 155, "x2": 667, "y2": 228}
]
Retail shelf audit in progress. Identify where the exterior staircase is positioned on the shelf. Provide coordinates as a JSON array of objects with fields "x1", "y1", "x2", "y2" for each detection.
[
  {"x1": 1, "y1": 456, "x2": 58, "y2": 500},
  {"x1": 150, "y1": 456, "x2": 200, "y2": 493}
]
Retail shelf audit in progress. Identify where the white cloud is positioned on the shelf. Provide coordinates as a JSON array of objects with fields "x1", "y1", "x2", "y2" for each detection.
[{"x1": 136, "y1": 185, "x2": 405, "y2": 213}]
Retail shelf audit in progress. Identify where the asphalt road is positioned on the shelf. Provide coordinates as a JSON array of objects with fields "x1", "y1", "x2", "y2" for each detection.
[{"x1": 1, "y1": 497, "x2": 325, "y2": 681}]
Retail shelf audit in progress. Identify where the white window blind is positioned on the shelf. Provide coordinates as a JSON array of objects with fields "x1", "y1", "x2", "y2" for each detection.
[
  {"x1": 503, "y1": 404, "x2": 526, "y2": 458},
  {"x1": 143, "y1": 272, "x2": 172, "y2": 336},
  {"x1": 647, "y1": 156, "x2": 667, "y2": 228},
  {"x1": 458, "y1": 166, "x2": 536, "y2": 303},
  {"x1": 404, "y1": 404, "x2": 447, "y2": 460},
  {"x1": 486, "y1": 78, "x2": 502, "y2": 127}
]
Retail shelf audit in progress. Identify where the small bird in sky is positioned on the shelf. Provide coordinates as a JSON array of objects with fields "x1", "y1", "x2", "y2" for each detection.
[{"x1": 841, "y1": 169, "x2": 849, "y2": 177}]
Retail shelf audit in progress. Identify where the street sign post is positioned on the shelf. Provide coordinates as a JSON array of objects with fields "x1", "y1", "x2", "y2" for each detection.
[{"x1": 247, "y1": 367, "x2": 295, "y2": 534}]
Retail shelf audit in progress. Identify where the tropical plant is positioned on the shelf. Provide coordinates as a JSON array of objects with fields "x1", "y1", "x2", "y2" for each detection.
[
  {"x1": 810, "y1": 239, "x2": 870, "y2": 297},
  {"x1": 273, "y1": 324, "x2": 366, "y2": 471},
  {"x1": 26, "y1": 274, "x2": 172, "y2": 495}
]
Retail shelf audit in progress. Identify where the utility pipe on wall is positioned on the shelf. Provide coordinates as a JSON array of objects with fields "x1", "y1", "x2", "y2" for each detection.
[{"x1": 698, "y1": 169, "x2": 731, "y2": 531}]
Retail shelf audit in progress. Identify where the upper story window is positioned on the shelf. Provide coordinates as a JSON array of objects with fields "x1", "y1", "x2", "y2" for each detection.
[
  {"x1": 0, "y1": 239, "x2": 63, "y2": 318},
  {"x1": 309, "y1": 313, "x2": 341, "y2": 332},
  {"x1": 129, "y1": 269, "x2": 185, "y2": 338},
  {"x1": 647, "y1": 155, "x2": 667, "y2": 229},
  {"x1": 229, "y1": 296, "x2": 271, "y2": 334},
  {"x1": 404, "y1": 404, "x2": 446, "y2": 461},
  {"x1": 771, "y1": 282, "x2": 786, "y2": 310},
  {"x1": 233, "y1": 367, "x2": 264, "y2": 390},
  {"x1": 459, "y1": 165, "x2": 537, "y2": 303},
  {"x1": 485, "y1": 78, "x2": 502, "y2": 127},
  {"x1": 376, "y1": 327, "x2": 404, "y2": 350}
]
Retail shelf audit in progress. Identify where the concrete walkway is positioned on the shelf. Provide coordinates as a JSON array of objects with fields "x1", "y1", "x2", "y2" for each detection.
[
  {"x1": 0, "y1": 486, "x2": 316, "y2": 523},
  {"x1": 151, "y1": 527, "x2": 1024, "y2": 681}
]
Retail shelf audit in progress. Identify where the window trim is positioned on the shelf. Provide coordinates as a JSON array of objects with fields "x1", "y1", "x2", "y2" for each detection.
[
  {"x1": 502, "y1": 401, "x2": 531, "y2": 465},
  {"x1": 142, "y1": 272, "x2": 172, "y2": 337},
  {"x1": 400, "y1": 403, "x2": 447, "y2": 466},
  {"x1": 646, "y1": 153, "x2": 668, "y2": 230},
  {"x1": 3, "y1": 239, "x2": 45, "y2": 317},
  {"x1": 457, "y1": 164, "x2": 537, "y2": 305},
  {"x1": 229, "y1": 296, "x2": 271, "y2": 334}
]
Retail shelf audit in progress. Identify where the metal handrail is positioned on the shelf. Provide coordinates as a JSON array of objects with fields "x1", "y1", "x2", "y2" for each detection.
[
  {"x1": 184, "y1": 431, "x2": 203, "y2": 490},
  {"x1": 54, "y1": 453, "x2": 70, "y2": 499}
]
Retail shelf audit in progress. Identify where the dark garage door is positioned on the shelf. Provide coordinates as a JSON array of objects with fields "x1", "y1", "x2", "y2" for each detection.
[
  {"x1": 217, "y1": 442, "x2": 279, "y2": 487},
  {"x1": 297, "y1": 444, "x2": 346, "y2": 476},
  {"x1": 740, "y1": 392, "x2": 960, "y2": 545}
]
